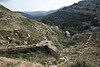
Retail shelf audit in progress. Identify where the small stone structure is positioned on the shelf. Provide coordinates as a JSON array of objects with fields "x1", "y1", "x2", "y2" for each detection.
[
  {"x1": 38, "y1": 40, "x2": 57, "y2": 51},
  {"x1": 38, "y1": 40, "x2": 59, "y2": 59},
  {"x1": 0, "y1": 40, "x2": 59, "y2": 60}
]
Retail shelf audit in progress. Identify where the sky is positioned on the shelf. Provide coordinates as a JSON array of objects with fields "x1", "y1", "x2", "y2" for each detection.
[{"x1": 0, "y1": 0, "x2": 81, "y2": 11}]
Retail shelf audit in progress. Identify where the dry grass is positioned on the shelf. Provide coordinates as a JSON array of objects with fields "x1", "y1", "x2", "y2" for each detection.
[{"x1": 0, "y1": 57, "x2": 43, "y2": 67}]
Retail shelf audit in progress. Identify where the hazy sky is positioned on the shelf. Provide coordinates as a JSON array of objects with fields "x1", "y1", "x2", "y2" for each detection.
[{"x1": 0, "y1": 0, "x2": 81, "y2": 11}]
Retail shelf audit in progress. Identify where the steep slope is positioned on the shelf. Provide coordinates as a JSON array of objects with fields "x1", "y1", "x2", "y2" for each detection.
[
  {"x1": 40, "y1": 0, "x2": 100, "y2": 34},
  {"x1": 0, "y1": 4, "x2": 66, "y2": 66},
  {"x1": 0, "y1": 4, "x2": 63, "y2": 47}
]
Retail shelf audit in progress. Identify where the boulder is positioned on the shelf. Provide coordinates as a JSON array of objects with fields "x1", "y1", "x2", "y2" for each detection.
[{"x1": 65, "y1": 31, "x2": 71, "y2": 37}]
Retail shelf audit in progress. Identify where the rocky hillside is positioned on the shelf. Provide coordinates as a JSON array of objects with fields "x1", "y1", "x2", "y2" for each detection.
[
  {"x1": 0, "y1": 2, "x2": 100, "y2": 67},
  {"x1": 40, "y1": 0, "x2": 100, "y2": 34},
  {"x1": 38, "y1": 0, "x2": 100, "y2": 66},
  {"x1": 0, "y1": 4, "x2": 65, "y2": 47},
  {"x1": 0, "y1": 4, "x2": 65, "y2": 66}
]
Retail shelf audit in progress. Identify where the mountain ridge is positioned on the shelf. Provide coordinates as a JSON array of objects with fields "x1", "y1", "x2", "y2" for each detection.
[
  {"x1": 39, "y1": 0, "x2": 100, "y2": 34},
  {"x1": 18, "y1": 10, "x2": 56, "y2": 19}
]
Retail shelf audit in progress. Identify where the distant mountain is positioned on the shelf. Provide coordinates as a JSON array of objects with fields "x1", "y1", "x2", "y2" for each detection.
[
  {"x1": 18, "y1": 10, "x2": 56, "y2": 19},
  {"x1": 40, "y1": 0, "x2": 100, "y2": 34}
]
